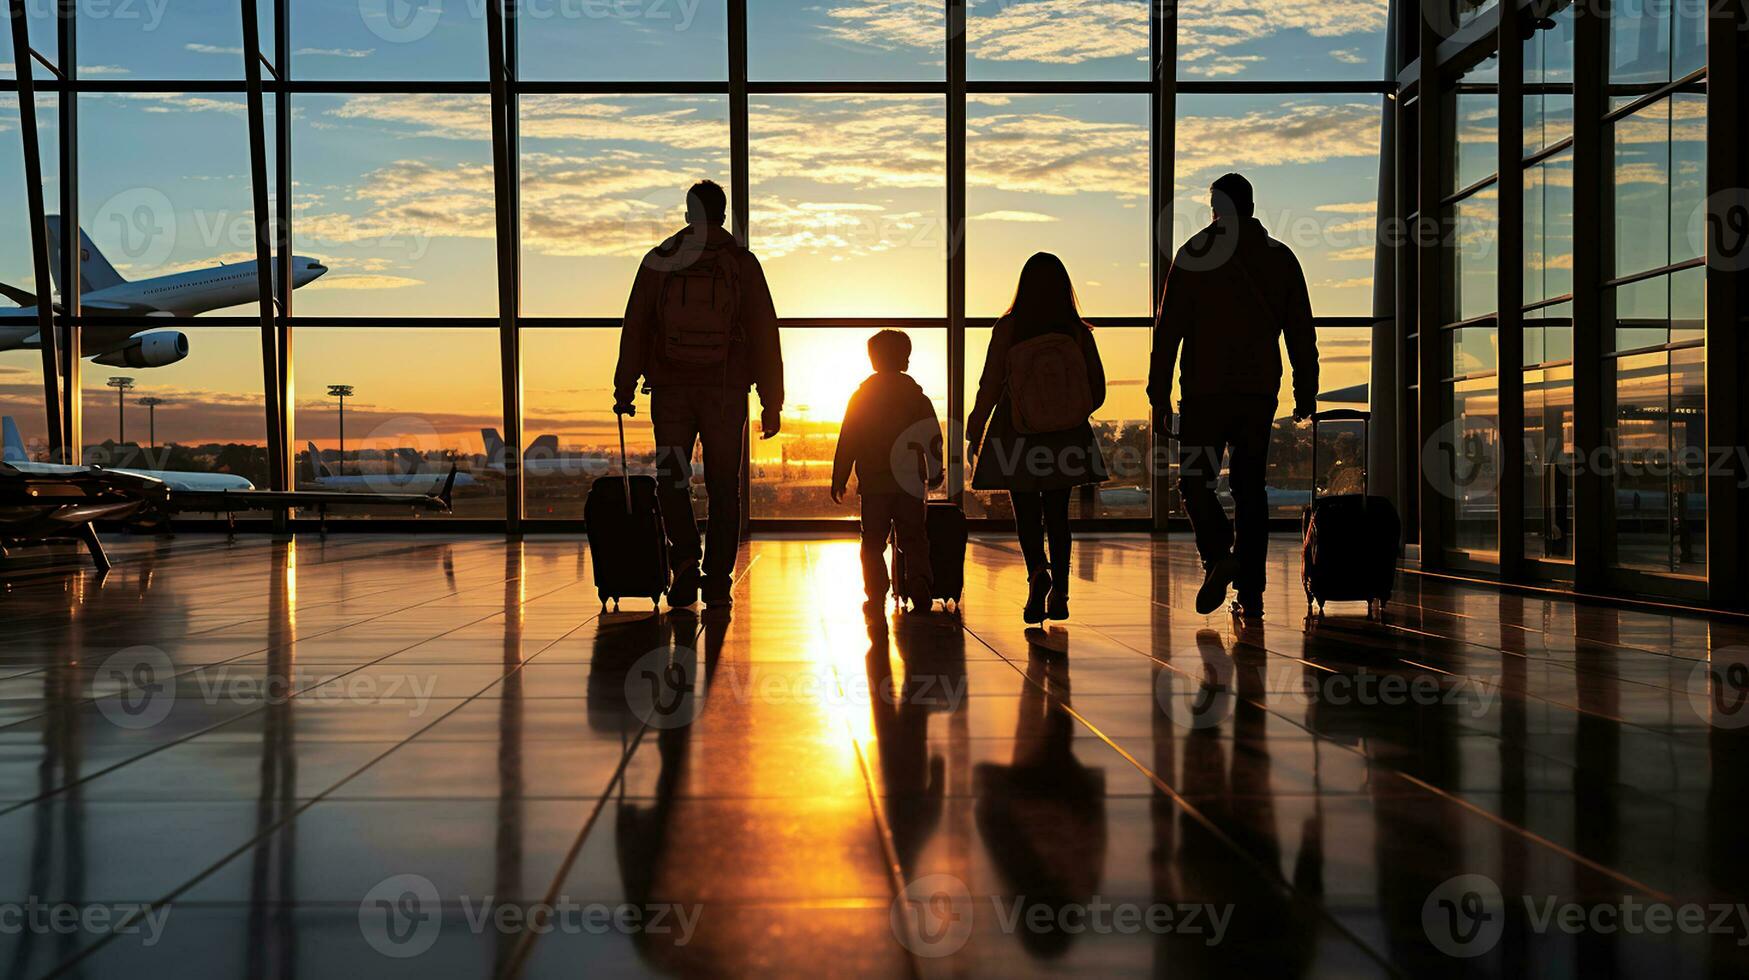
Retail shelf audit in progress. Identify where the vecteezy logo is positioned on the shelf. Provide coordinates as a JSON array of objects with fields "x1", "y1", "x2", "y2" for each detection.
[
  {"x1": 624, "y1": 645, "x2": 705, "y2": 730},
  {"x1": 1421, "y1": 415, "x2": 1498, "y2": 502},
  {"x1": 359, "y1": 874, "x2": 442, "y2": 958},
  {"x1": 890, "y1": 874, "x2": 974, "y2": 958},
  {"x1": 1153, "y1": 658, "x2": 1235, "y2": 731},
  {"x1": 95, "y1": 646, "x2": 176, "y2": 730},
  {"x1": 1422, "y1": 873, "x2": 1505, "y2": 958},
  {"x1": 1686, "y1": 646, "x2": 1749, "y2": 730},
  {"x1": 92, "y1": 188, "x2": 176, "y2": 273},
  {"x1": 1694, "y1": 188, "x2": 1749, "y2": 273},
  {"x1": 889, "y1": 416, "x2": 947, "y2": 501},
  {"x1": 359, "y1": 0, "x2": 444, "y2": 44}
]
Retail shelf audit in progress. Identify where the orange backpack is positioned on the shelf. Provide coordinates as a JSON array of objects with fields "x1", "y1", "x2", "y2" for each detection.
[{"x1": 1005, "y1": 329, "x2": 1094, "y2": 434}]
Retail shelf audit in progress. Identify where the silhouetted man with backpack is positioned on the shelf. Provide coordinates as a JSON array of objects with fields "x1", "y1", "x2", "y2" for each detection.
[
  {"x1": 615, "y1": 180, "x2": 783, "y2": 608},
  {"x1": 1149, "y1": 173, "x2": 1318, "y2": 620}
]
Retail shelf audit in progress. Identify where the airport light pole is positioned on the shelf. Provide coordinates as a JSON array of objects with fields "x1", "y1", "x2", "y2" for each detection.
[
  {"x1": 138, "y1": 397, "x2": 165, "y2": 450},
  {"x1": 106, "y1": 376, "x2": 135, "y2": 446},
  {"x1": 328, "y1": 384, "x2": 353, "y2": 476}
]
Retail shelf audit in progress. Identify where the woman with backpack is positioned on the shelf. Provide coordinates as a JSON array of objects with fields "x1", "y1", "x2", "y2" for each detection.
[{"x1": 967, "y1": 252, "x2": 1108, "y2": 623}]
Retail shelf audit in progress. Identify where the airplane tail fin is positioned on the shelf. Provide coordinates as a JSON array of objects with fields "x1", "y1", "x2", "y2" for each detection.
[
  {"x1": 481, "y1": 428, "x2": 506, "y2": 465},
  {"x1": 305, "y1": 441, "x2": 333, "y2": 481},
  {"x1": 46, "y1": 216, "x2": 128, "y2": 296},
  {"x1": 1, "y1": 416, "x2": 26, "y2": 463},
  {"x1": 527, "y1": 434, "x2": 560, "y2": 460}
]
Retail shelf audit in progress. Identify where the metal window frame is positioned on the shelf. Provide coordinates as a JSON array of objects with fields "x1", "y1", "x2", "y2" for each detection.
[{"x1": 4, "y1": 2, "x2": 1397, "y2": 536}]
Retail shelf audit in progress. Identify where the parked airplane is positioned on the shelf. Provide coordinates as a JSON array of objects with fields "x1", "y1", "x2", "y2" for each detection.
[
  {"x1": 480, "y1": 428, "x2": 608, "y2": 477},
  {"x1": 3, "y1": 415, "x2": 255, "y2": 492},
  {"x1": 0, "y1": 216, "x2": 328, "y2": 369},
  {"x1": 302, "y1": 442, "x2": 476, "y2": 494}
]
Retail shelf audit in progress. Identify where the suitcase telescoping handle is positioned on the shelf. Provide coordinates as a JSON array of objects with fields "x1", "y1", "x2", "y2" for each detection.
[
  {"x1": 617, "y1": 412, "x2": 633, "y2": 513},
  {"x1": 1309, "y1": 408, "x2": 1370, "y2": 501}
]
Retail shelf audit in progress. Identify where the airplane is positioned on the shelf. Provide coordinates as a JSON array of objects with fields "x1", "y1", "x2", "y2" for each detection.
[
  {"x1": 480, "y1": 428, "x2": 609, "y2": 478},
  {"x1": 3, "y1": 415, "x2": 255, "y2": 492},
  {"x1": 303, "y1": 442, "x2": 477, "y2": 494},
  {"x1": 0, "y1": 216, "x2": 328, "y2": 370}
]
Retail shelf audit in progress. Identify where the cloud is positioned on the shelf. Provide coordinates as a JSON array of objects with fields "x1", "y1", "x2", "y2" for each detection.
[
  {"x1": 1330, "y1": 48, "x2": 1367, "y2": 64},
  {"x1": 295, "y1": 48, "x2": 375, "y2": 58},
  {"x1": 971, "y1": 210, "x2": 1059, "y2": 222},
  {"x1": 184, "y1": 43, "x2": 244, "y2": 56},
  {"x1": 1175, "y1": 101, "x2": 1379, "y2": 177},
  {"x1": 308, "y1": 274, "x2": 425, "y2": 290}
]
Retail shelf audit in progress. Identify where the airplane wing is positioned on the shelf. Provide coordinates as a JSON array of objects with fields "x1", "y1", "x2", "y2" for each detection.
[{"x1": 162, "y1": 467, "x2": 458, "y2": 515}]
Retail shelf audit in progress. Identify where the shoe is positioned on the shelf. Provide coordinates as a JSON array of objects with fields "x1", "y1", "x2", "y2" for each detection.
[
  {"x1": 667, "y1": 573, "x2": 699, "y2": 608},
  {"x1": 1232, "y1": 593, "x2": 1264, "y2": 622},
  {"x1": 1023, "y1": 570, "x2": 1052, "y2": 624},
  {"x1": 1046, "y1": 581, "x2": 1069, "y2": 621},
  {"x1": 1195, "y1": 555, "x2": 1240, "y2": 615}
]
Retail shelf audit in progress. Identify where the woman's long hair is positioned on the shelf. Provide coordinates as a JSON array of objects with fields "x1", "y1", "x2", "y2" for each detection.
[{"x1": 1004, "y1": 252, "x2": 1089, "y2": 341}]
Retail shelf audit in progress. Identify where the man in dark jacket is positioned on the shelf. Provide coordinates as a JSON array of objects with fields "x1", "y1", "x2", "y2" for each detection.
[
  {"x1": 831, "y1": 330, "x2": 944, "y2": 613},
  {"x1": 1149, "y1": 173, "x2": 1319, "y2": 619},
  {"x1": 614, "y1": 180, "x2": 784, "y2": 608}
]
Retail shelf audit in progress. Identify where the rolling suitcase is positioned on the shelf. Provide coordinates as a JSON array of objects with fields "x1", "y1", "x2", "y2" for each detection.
[
  {"x1": 1301, "y1": 409, "x2": 1401, "y2": 621},
  {"x1": 585, "y1": 415, "x2": 672, "y2": 610},
  {"x1": 891, "y1": 500, "x2": 968, "y2": 614}
]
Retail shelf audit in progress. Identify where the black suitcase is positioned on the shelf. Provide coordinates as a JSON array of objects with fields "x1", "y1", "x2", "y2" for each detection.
[
  {"x1": 1301, "y1": 409, "x2": 1401, "y2": 621},
  {"x1": 585, "y1": 416, "x2": 672, "y2": 610},
  {"x1": 891, "y1": 500, "x2": 968, "y2": 613}
]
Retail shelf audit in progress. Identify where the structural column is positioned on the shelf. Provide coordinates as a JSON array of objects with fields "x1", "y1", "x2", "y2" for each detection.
[
  {"x1": 1704, "y1": 0, "x2": 1746, "y2": 603},
  {"x1": 1149, "y1": 0, "x2": 1176, "y2": 532},
  {"x1": 56, "y1": 0, "x2": 78, "y2": 463},
  {"x1": 1569, "y1": 0, "x2": 1607, "y2": 592},
  {"x1": 486, "y1": 0, "x2": 523, "y2": 534},
  {"x1": 8, "y1": 0, "x2": 66, "y2": 463},
  {"x1": 1496, "y1": 9, "x2": 1526, "y2": 577},
  {"x1": 947, "y1": 0, "x2": 966, "y2": 502}
]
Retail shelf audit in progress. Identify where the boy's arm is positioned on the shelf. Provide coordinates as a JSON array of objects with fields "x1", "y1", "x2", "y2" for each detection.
[
  {"x1": 914, "y1": 390, "x2": 945, "y2": 490},
  {"x1": 831, "y1": 389, "x2": 861, "y2": 500},
  {"x1": 614, "y1": 258, "x2": 658, "y2": 411},
  {"x1": 1148, "y1": 253, "x2": 1190, "y2": 428}
]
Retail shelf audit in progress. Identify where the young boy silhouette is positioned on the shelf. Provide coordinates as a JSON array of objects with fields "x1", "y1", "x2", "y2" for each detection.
[{"x1": 831, "y1": 330, "x2": 945, "y2": 613}]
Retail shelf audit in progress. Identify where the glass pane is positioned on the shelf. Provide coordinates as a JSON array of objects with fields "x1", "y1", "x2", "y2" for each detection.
[
  {"x1": 969, "y1": 94, "x2": 1148, "y2": 317},
  {"x1": 1452, "y1": 53, "x2": 1499, "y2": 193},
  {"x1": 518, "y1": 95, "x2": 731, "y2": 317},
  {"x1": 972, "y1": 0, "x2": 1147, "y2": 81},
  {"x1": 1523, "y1": 365, "x2": 1574, "y2": 561},
  {"x1": 1265, "y1": 327, "x2": 1374, "y2": 516},
  {"x1": 292, "y1": 94, "x2": 497, "y2": 317},
  {"x1": 75, "y1": 94, "x2": 273, "y2": 481},
  {"x1": 749, "y1": 96, "x2": 946, "y2": 317},
  {"x1": 1452, "y1": 190, "x2": 1498, "y2": 323},
  {"x1": 964, "y1": 326, "x2": 1151, "y2": 520},
  {"x1": 1447, "y1": 325, "x2": 1498, "y2": 378},
  {"x1": 1523, "y1": 5, "x2": 1574, "y2": 156},
  {"x1": 76, "y1": 0, "x2": 244, "y2": 80},
  {"x1": 292, "y1": 327, "x2": 502, "y2": 519},
  {"x1": 520, "y1": 0, "x2": 728, "y2": 80},
  {"x1": 1458, "y1": 0, "x2": 1499, "y2": 27},
  {"x1": 78, "y1": 326, "x2": 269, "y2": 484},
  {"x1": 752, "y1": 327, "x2": 948, "y2": 519},
  {"x1": 0, "y1": 92, "x2": 57, "y2": 299},
  {"x1": 1673, "y1": 0, "x2": 1708, "y2": 79},
  {"x1": 293, "y1": 0, "x2": 485, "y2": 79},
  {"x1": 522, "y1": 329, "x2": 660, "y2": 521},
  {"x1": 1523, "y1": 151, "x2": 1573, "y2": 307},
  {"x1": 749, "y1": 0, "x2": 943, "y2": 81},
  {"x1": 1612, "y1": 273, "x2": 1669, "y2": 353},
  {"x1": 1613, "y1": 98, "x2": 1671, "y2": 278},
  {"x1": 1670, "y1": 90, "x2": 1707, "y2": 267},
  {"x1": 1608, "y1": 347, "x2": 1705, "y2": 576},
  {"x1": 1450, "y1": 375, "x2": 1499, "y2": 554},
  {"x1": 1173, "y1": 94, "x2": 1384, "y2": 318},
  {"x1": 1611, "y1": 0, "x2": 1674, "y2": 89},
  {"x1": 1524, "y1": 300, "x2": 1573, "y2": 367},
  {"x1": 1177, "y1": 0, "x2": 1390, "y2": 80},
  {"x1": 1670, "y1": 264, "x2": 1704, "y2": 346}
]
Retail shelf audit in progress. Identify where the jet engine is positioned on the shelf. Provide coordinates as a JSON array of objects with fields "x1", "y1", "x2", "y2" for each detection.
[{"x1": 92, "y1": 331, "x2": 190, "y2": 368}]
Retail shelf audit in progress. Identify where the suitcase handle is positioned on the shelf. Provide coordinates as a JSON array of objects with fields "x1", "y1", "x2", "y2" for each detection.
[
  {"x1": 1309, "y1": 409, "x2": 1370, "y2": 501},
  {"x1": 617, "y1": 413, "x2": 632, "y2": 513}
]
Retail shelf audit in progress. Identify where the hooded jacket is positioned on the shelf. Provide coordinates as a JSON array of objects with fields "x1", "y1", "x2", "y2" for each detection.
[
  {"x1": 833, "y1": 371, "x2": 944, "y2": 497},
  {"x1": 1148, "y1": 217, "x2": 1319, "y2": 411},
  {"x1": 613, "y1": 225, "x2": 784, "y2": 412}
]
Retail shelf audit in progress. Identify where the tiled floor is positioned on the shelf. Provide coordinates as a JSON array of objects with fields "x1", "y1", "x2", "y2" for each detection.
[{"x1": 3, "y1": 532, "x2": 1749, "y2": 978}]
